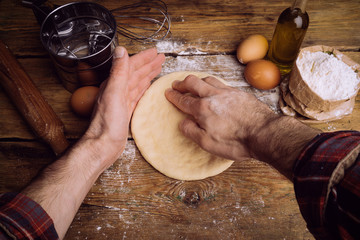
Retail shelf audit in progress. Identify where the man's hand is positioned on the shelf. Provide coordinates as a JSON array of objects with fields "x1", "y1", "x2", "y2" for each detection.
[
  {"x1": 84, "y1": 47, "x2": 165, "y2": 171},
  {"x1": 165, "y1": 75, "x2": 320, "y2": 180},
  {"x1": 165, "y1": 74, "x2": 277, "y2": 161},
  {"x1": 22, "y1": 47, "x2": 165, "y2": 239}
]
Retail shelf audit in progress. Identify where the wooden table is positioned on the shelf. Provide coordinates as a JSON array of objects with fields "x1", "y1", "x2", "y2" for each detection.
[{"x1": 1, "y1": 0, "x2": 359, "y2": 239}]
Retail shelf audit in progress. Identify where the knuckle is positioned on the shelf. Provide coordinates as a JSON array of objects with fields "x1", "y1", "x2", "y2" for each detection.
[
  {"x1": 198, "y1": 135, "x2": 211, "y2": 150},
  {"x1": 180, "y1": 119, "x2": 191, "y2": 134},
  {"x1": 179, "y1": 95, "x2": 191, "y2": 107},
  {"x1": 197, "y1": 99, "x2": 209, "y2": 112},
  {"x1": 183, "y1": 75, "x2": 194, "y2": 85}
]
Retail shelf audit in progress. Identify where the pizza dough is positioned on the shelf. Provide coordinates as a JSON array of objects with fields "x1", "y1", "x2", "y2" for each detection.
[{"x1": 131, "y1": 71, "x2": 234, "y2": 180}]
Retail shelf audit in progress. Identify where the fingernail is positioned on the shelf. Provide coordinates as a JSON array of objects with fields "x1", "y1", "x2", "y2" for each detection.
[{"x1": 113, "y1": 47, "x2": 125, "y2": 59}]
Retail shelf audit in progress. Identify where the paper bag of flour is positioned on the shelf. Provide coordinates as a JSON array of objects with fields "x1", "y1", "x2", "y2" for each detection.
[{"x1": 281, "y1": 45, "x2": 360, "y2": 121}]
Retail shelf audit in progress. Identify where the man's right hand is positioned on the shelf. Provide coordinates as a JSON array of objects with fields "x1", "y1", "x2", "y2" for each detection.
[{"x1": 165, "y1": 75, "x2": 320, "y2": 180}]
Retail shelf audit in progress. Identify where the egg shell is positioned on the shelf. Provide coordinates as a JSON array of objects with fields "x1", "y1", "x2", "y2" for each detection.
[
  {"x1": 237, "y1": 35, "x2": 269, "y2": 64},
  {"x1": 70, "y1": 86, "x2": 100, "y2": 117},
  {"x1": 244, "y1": 59, "x2": 281, "y2": 90}
]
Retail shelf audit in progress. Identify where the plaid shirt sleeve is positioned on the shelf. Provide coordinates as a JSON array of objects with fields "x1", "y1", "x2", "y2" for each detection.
[
  {"x1": 293, "y1": 130, "x2": 360, "y2": 240},
  {"x1": 0, "y1": 192, "x2": 59, "y2": 239}
]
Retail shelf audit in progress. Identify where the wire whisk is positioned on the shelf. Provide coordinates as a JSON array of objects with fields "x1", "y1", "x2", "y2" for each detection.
[{"x1": 111, "y1": 0, "x2": 171, "y2": 42}]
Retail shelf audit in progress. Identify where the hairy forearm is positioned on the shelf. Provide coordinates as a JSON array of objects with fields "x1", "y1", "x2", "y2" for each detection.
[
  {"x1": 247, "y1": 115, "x2": 321, "y2": 180},
  {"x1": 17, "y1": 46, "x2": 163, "y2": 239},
  {"x1": 21, "y1": 137, "x2": 115, "y2": 239}
]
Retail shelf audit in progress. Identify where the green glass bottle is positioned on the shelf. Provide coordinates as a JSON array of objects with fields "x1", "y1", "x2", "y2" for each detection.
[{"x1": 267, "y1": 0, "x2": 309, "y2": 75}]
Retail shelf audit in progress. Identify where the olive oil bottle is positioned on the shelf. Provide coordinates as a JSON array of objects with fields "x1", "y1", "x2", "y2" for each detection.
[{"x1": 267, "y1": 0, "x2": 309, "y2": 75}]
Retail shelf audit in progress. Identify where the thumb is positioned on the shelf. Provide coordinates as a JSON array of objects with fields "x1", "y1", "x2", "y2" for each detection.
[{"x1": 109, "y1": 46, "x2": 129, "y2": 84}]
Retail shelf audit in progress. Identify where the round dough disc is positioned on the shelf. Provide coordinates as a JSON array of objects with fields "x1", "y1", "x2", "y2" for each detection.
[{"x1": 131, "y1": 71, "x2": 234, "y2": 180}]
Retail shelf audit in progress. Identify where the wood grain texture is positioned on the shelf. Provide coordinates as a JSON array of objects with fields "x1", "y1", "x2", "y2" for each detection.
[
  {"x1": 0, "y1": 0, "x2": 359, "y2": 239},
  {"x1": 0, "y1": 0, "x2": 359, "y2": 56}
]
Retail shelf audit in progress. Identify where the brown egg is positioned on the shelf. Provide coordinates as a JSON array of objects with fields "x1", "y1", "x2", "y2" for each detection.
[
  {"x1": 70, "y1": 86, "x2": 100, "y2": 117},
  {"x1": 244, "y1": 60, "x2": 281, "y2": 90},
  {"x1": 237, "y1": 34, "x2": 269, "y2": 64}
]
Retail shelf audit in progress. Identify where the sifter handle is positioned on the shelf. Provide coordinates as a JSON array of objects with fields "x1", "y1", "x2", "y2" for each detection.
[{"x1": 0, "y1": 40, "x2": 69, "y2": 156}]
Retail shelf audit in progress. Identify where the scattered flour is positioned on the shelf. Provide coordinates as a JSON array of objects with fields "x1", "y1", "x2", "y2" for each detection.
[
  {"x1": 100, "y1": 141, "x2": 137, "y2": 194},
  {"x1": 255, "y1": 88, "x2": 281, "y2": 113},
  {"x1": 240, "y1": 206, "x2": 251, "y2": 216},
  {"x1": 326, "y1": 123, "x2": 337, "y2": 131},
  {"x1": 253, "y1": 196, "x2": 265, "y2": 208},
  {"x1": 156, "y1": 40, "x2": 183, "y2": 53},
  {"x1": 121, "y1": 140, "x2": 136, "y2": 161},
  {"x1": 226, "y1": 81, "x2": 249, "y2": 88},
  {"x1": 164, "y1": 56, "x2": 202, "y2": 72},
  {"x1": 156, "y1": 40, "x2": 214, "y2": 55},
  {"x1": 161, "y1": 54, "x2": 245, "y2": 83},
  {"x1": 297, "y1": 51, "x2": 360, "y2": 100}
]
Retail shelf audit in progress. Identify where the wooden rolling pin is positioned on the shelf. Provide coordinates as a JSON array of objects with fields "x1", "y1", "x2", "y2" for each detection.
[{"x1": 0, "y1": 40, "x2": 69, "y2": 156}]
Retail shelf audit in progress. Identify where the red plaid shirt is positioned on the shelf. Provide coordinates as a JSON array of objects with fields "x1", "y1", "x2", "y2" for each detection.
[
  {"x1": 0, "y1": 131, "x2": 359, "y2": 239},
  {"x1": 0, "y1": 192, "x2": 58, "y2": 239},
  {"x1": 294, "y1": 131, "x2": 360, "y2": 240}
]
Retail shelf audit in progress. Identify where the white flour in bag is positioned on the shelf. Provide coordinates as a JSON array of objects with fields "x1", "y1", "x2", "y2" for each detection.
[{"x1": 297, "y1": 51, "x2": 360, "y2": 101}]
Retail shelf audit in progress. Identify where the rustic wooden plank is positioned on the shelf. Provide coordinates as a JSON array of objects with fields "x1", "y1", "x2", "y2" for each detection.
[
  {"x1": 0, "y1": 140, "x2": 313, "y2": 239},
  {"x1": 1, "y1": 0, "x2": 359, "y2": 56},
  {"x1": 0, "y1": 141, "x2": 55, "y2": 192}
]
